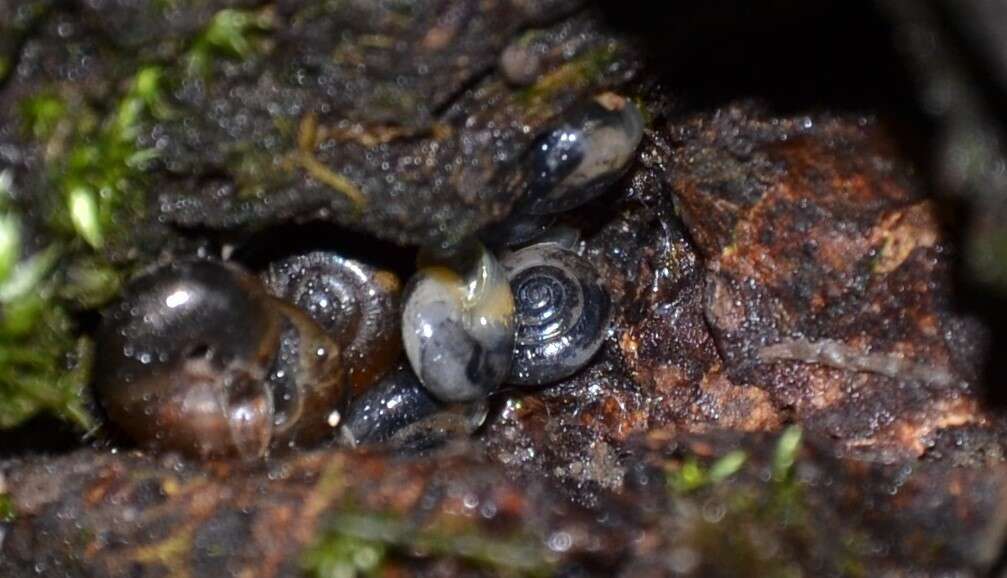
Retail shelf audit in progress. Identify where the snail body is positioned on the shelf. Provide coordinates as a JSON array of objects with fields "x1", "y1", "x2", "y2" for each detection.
[
  {"x1": 501, "y1": 244, "x2": 611, "y2": 385},
  {"x1": 402, "y1": 242, "x2": 515, "y2": 403},
  {"x1": 94, "y1": 259, "x2": 345, "y2": 459},
  {"x1": 264, "y1": 251, "x2": 402, "y2": 396}
]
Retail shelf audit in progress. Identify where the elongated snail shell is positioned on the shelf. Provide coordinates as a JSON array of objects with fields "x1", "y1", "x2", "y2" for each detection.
[{"x1": 401, "y1": 242, "x2": 515, "y2": 403}]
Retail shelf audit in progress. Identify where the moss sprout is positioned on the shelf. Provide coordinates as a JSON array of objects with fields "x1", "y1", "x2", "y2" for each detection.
[
  {"x1": 668, "y1": 450, "x2": 749, "y2": 494},
  {"x1": 186, "y1": 8, "x2": 274, "y2": 76}
]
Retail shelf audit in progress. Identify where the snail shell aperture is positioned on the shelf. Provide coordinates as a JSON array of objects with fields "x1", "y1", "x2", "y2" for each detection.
[
  {"x1": 402, "y1": 242, "x2": 515, "y2": 403},
  {"x1": 501, "y1": 244, "x2": 611, "y2": 385},
  {"x1": 94, "y1": 259, "x2": 345, "y2": 459},
  {"x1": 264, "y1": 251, "x2": 402, "y2": 396}
]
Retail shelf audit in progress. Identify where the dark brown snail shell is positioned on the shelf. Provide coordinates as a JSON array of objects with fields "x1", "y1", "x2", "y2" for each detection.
[
  {"x1": 264, "y1": 251, "x2": 402, "y2": 397},
  {"x1": 94, "y1": 259, "x2": 345, "y2": 459}
]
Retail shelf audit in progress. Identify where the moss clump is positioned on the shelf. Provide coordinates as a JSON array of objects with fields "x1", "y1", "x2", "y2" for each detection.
[
  {"x1": 662, "y1": 428, "x2": 870, "y2": 577},
  {"x1": 303, "y1": 510, "x2": 555, "y2": 578},
  {"x1": 0, "y1": 3, "x2": 281, "y2": 431},
  {"x1": 0, "y1": 64, "x2": 172, "y2": 430},
  {"x1": 0, "y1": 181, "x2": 96, "y2": 430}
]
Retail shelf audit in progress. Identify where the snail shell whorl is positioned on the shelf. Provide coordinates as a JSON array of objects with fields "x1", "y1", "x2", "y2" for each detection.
[
  {"x1": 265, "y1": 251, "x2": 402, "y2": 395},
  {"x1": 501, "y1": 244, "x2": 611, "y2": 385},
  {"x1": 402, "y1": 242, "x2": 515, "y2": 403}
]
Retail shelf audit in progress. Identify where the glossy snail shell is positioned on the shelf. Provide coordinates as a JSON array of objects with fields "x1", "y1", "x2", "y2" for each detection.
[
  {"x1": 501, "y1": 244, "x2": 611, "y2": 385},
  {"x1": 264, "y1": 251, "x2": 402, "y2": 396},
  {"x1": 401, "y1": 242, "x2": 515, "y2": 403},
  {"x1": 522, "y1": 93, "x2": 644, "y2": 215},
  {"x1": 341, "y1": 364, "x2": 487, "y2": 448},
  {"x1": 94, "y1": 259, "x2": 344, "y2": 459}
]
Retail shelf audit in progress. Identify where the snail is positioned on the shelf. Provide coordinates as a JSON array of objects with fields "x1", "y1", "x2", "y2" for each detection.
[
  {"x1": 520, "y1": 92, "x2": 643, "y2": 216},
  {"x1": 264, "y1": 251, "x2": 402, "y2": 396},
  {"x1": 341, "y1": 364, "x2": 487, "y2": 448},
  {"x1": 93, "y1": 259, "x2": 345, "y2": 459},
  {"x1": 483, "y1": 93, "x2": 644, "y2": 249},
  {"x1": 401, "y1": 242, "x2": 515, "y2": 403},
  {"x1": 501, "y1": 244, "x2": 611, "y2": 385}
]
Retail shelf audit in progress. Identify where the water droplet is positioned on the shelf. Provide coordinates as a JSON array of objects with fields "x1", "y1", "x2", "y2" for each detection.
[{"x1": 327, "y1": 410, "x2": 341, "y2": 427}]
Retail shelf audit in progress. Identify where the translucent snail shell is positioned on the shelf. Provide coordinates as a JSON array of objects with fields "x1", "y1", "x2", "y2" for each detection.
[{"x1": 401, "y1": 242, "x2": 515, "y2": 403}]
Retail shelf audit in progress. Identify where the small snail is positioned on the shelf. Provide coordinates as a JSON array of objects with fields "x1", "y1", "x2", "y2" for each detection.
[
  {"x1": 501, "y1": 244, "x2": 611, "y2": 385},
  {"x1": 341, "y1": 364, "x2": 487, "y2": 448},
  {"x1": 483, "y1": 93, "x2": 644, "y2": 249},
  {"x1": 521, "y1": 93, "x2": 643, "y2": 215},
  {"x1": 402, "y1": 242, "x2": 515, "y2": 403},
  {"x1": 264, "y1": 251, "x2": 402, "y2": 396},
  {"x1": 94, "y1": 259, "x2": 345, "y2": 459}
]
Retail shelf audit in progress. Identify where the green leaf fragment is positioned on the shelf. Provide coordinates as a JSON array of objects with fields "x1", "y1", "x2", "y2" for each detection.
[
  {"x1": 68, "y1": 187, "x2": 104, "y2": 249},
  {"x1": 773, "y1": 426, "x2": 803, "y2": 482},
  {"x1": 0, "y1": 214, "x2": 21, "y2": 283},
  {"x1": 708, "y1": 450, "x2": 748, "y2": 483}
]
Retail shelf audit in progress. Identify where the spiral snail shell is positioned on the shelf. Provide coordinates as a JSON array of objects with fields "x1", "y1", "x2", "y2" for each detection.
[
  {"x1": 264, "y1": 251, "x2": 402, "y2": 396},
  {"x1": 501, "y1": 244, "x2": 611, "y2": 385},
  {"x1": 94, "y1": 259, "x2": 345, "y2": 459},
  {"x1": 402, "y1": 242, "x2": 515, "y2": 403}
]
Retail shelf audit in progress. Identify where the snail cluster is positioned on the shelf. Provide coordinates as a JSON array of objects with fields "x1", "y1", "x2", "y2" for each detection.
[{"x1": 93, "y1": 94, "x2": 643, "y2": 459}]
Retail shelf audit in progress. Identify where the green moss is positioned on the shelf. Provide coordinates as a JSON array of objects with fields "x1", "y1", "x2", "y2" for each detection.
[
  {"x1": 186, "y1": 8, "x2": 274, "y2": 76},
  {"x1": 303, "y1": 523, "x2": 387, "y2": 578},
  {"x1": 304, "y1": 510, "x2": 555, "y2": 578},
  {"x1": 772, "y1": 426, "x2": 803, "y2": 482},
  {"x1": 0, "y1": 63, "x2": 170, "y2": 430},
  {"x1": 667, "y1": 450, "x2": 748, "y2": 494},
  {"x1": 0, "y1": 493, "x2": 15, "y2": 523},
  {"x1": 20, "y1": 92, "x2": 66, "y2": 140},
  {"x1": 663, "y1": 428, "x2": 873, "y2": 577}
]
